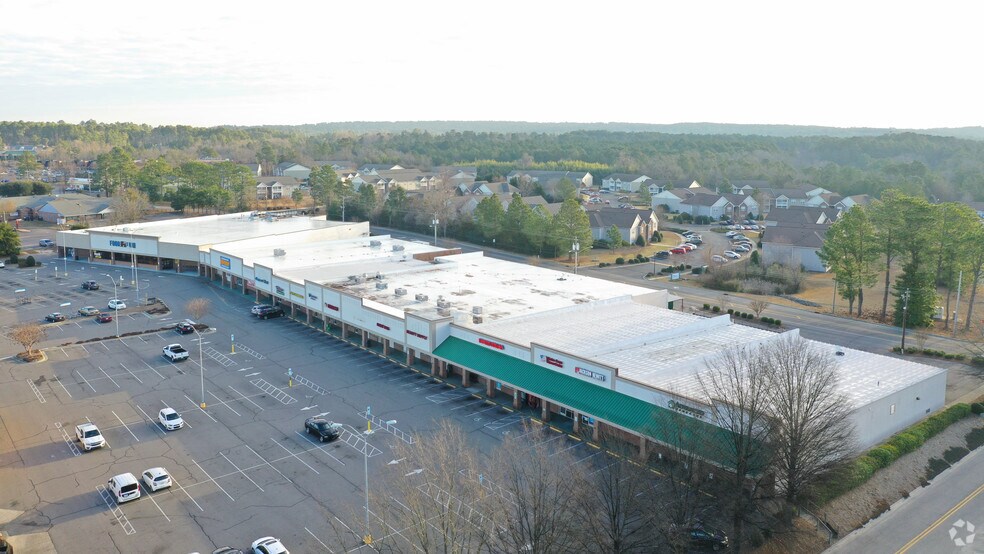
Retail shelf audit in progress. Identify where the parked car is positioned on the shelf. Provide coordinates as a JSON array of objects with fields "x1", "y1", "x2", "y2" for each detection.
[
  {"x1": 252, "y1": 536, "x2": 289, "y2": 554},
  {"x1": 734, "y1": 245, "x2": 751, "y2": 252},
  {"x1": 78, "y1": 306, "x2": 99, "y2": 316},
  {"x1": 211, "y1": 548, "x2": 245, "y2": 554},
  {"x1": 108, "y1": 299, "x2": 126, "y2": 310},
  {"x1": 724, "y1": 251, "x2": 741, "y2": 259},
  {"x1": 670, "y1": 247, "x2": 688, "y2": 254},
  {"x1": 75, "y1": 423, "x2": 106, "y2": 451},
  {"x1": 38, "y1": 239, "x2": 54, "y2": 247},
  {"x1": 158, "y1": 408, "x2": 184, "y2": 430},
  {"x1": 304, "y1": 416, "x2": 342, "y2": 442},
  {"x1": 256, "y1": 306, "x2": 284, "y2": 320},
  {"x1": 711, "y1": 255, "x2": 727, "y2": 263},
  {"x1": 175, "y1": 322, "x2": 195, "y2": 335},
  {"x1": 687, "y1": 525, "x2": 729, "y2": 551},
  {"x1": 82, "y1": 280, "x2": 100, "y2": 290},
  {"x1": 725, "y1": 231, "x2": 739, "y2": 238},
  {"x1": 96, "y1": 313, "x2": 113, "y2": 323},
  {"x1": 162, "y1": 344, "x2": 190, "y2": 362},
  {"x1": 681, "y1": 243, "x2": 697, "y2": 251},
  {"x1": 44, "y1": 312, "x2": 66, "y2": 322},
  {"x1": 0, "y1": 260, "x2": 4, "y2": 268},
  {"x1": 251, "y1": 304, "x2": 273, "y2": 316},
  {"x1": 653, "y1": 251, "x2": 670, "y2": 259},
  {"x1": 141, "y1": 467, "x2": 172, "y2": 492}
]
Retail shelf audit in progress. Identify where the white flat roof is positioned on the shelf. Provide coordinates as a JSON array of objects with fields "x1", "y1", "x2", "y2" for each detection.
[
  {"x1": 476, "y1": 298, "x2": 946, "y2": 409},
  {"x1": 66, "y1": 212, "x2": 344, "y2": 246}
]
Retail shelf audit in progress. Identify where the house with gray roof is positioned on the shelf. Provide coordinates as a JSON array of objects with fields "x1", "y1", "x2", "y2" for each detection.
[
  {"x1": 761, "y1": 225, "x2": 829, "y2": 272},
  {"x1": 256, "y1": 177, "x2": 302, "y2": 200},
  {"x1": 506, "y1": 170, "x2": 593, "y2": 198},
  {"x1": 764, "y1": 206, "x2": 839, "y2": 227},
  {"x1": 358, "y1": 163, "x2": 404, "y2": 174},
  {"x1": 602, "y1": 174, "x2": 653, "y2": 192},
  {"x1": 274, "y1": 162, "x2": 311, "y2": 180},
  {"x1": 588, "y1": 207, "x2": 658, "y2": 245},
  {"x1": 36, "y1": 195, "x2": 113, "y2": 224},
  {"x1": 681, "y1": 194, "x2": 733, "y2": 219}
]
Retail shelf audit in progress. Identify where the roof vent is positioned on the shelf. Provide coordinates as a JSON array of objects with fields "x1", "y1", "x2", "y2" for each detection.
[
  {"x1": 437, "y1": 308, "x2": 451, "y2": 317},
  {"x1": 472, "y1": 315, "x2": 484, "y2": 324},
  {"x1": 274, "y1": 248, "x2": 286, "y2": 257},
  {"x1": 375, "y1": 282, "x2": 388, "y2": 290},
  {"x1": 348, "y1": 274, "x2": 364, "y2": 284},
  {"x1": 369, "y1": 240, "x2": 382, "y2": 247},
  {"x1": 394, "y1": 287, "x2": 407, "y2": 296},
  {"x1": 415, "y1": 293, "x2": 429, "y2": 302},
  {"x1": 472, "y1": 306, "x2": 483, "y2": 315},
  {"x1": 437, "y1": 298, "x2": 451, "y2": 309},
  {"x1": 393, "y1": 245, "x2": 405, "y2": 251}
]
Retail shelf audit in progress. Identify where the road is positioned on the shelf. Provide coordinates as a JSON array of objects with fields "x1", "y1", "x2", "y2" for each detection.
[{"x1": 826, "y1": 441, "x2": 984, "y2": 554}]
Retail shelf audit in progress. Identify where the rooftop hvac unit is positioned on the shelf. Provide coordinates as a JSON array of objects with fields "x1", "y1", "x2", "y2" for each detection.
[
  {"x1": 369, "y1": 240, "x2": 382, "y2": 247},
  {"x1": 273, "y1": 248, "x2": 286, "y2": 256},
  {"x1": 472, "y1": 316, "x2": 483, "y2": 324},
  {"x1": 393, "y1": 245, "x2": 405, "y2": 251},
  {"x1": 437, "y1": 299, "x2": 451, "y2": 309},
  {"x1": 348, "y1": 275, "x2": 364, "y2": 284},
  {"x1": 415, "y1": 293, "x2": 429, "y2": 302},
  {"x1": 472, "y1": 306, "x2": 483, "y2": 315},
  {"x1": 437, "y1": 308, "x2": 451, "y2": 317},
  {"x1": 375, "y1": 272, "x2": 382, "y2": 280},
  {"x1": 375, "y1": 282, "x2": 388, "y2": 290},
  {"x1": 394, "y1": 287, "x2": 407, "y2": 296}
]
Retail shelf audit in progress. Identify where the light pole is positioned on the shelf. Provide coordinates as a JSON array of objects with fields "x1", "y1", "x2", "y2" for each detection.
[
  {"x1": 103, "y1": 274, "x2": 120, "y2": 338},
  {"x1": 195, "y1": 328, "x2": 206, "y2": 409},
  {"x1": 364, "y1": 406, "x2": 373, "y2": 545},
  {"x1": 59, "y1": 232, "x2": 67, "y2": 277},
  {"x1": 572, "y1": 239, "x2": 580, "y2": 275},
  {"x1": 900, "y1": 288, "x2": 911, "y2": 354},
  {"x1": 431, "y1": 216, "x2": 439, "y2": 246}
]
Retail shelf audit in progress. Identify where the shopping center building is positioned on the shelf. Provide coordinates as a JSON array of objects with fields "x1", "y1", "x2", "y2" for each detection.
[{"x1": 58, "y1": 211, "x2": 948, "y2": 464}]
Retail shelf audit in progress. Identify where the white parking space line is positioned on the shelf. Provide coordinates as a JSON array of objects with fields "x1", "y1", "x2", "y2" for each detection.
[
  {"x1": 112, "y1": 410, "x2": 140, "y2": 442},
  {"x1": 571, "y1": 450, "x2": 603, "y2": 465},
  {"x1": 98, "y1": 366, "x2": 121, "y2": 389},
  {"x1": 119, "y1": 363, "x2": 143, "y2": 384},
  {"x1": 81, "y1": 344, "x2": 89, "y2": 354},
  {"x1": 228, "y1": 385, "x2": 264, "y2": 411},
  {"x1": 76, "y1": 370, "x2": 97, "y2": 393},
  {"x1": 27, "y1": 379, "x2": 46, "y2": 403},
  {"x1": 243, "y1": 444, "x2": 292, "y2": 484},
  {"x1": 170, "y1": 476, "x2": 204, "y2": 512},
  {"x1": 295, "y1": 431, "x2": 346, "y2": 466},
  {"x1": 463, "y1": 404, "x2": 499, "y2": 418},
  {"x1": 138, "y1": 483, "x2": 171, "y2": 522},
  {"x1": 184, "y1": 394, "x2": 218, "y2": 423},
  {"x1": 270, "y1": 438, "x2": 320, "y2": 475},
  {"x1": 549, "y1": 440, "x2": 584, "y2": 457},
  {"x1": 219, "y1": 452, "x2": 263, "y2": 492},
  {"x1": 304, "y1": 527, "x2": 335, "y2": 553},
  {"x1": 449, "y1": 398, "x2": 484, "y2": 411},
  {"x1": 135, "y1": 404, "x2": 167, "y2": 437},
  {"x1": 54, "y1": 377, "x2": 73, "y2": 398},
  {"x1": 142, "y1": 360, "x2": 167, "y2": 380},
  {"x1": 101, "y1": 342, "x2": 111, "y2": 352},
  {"x1": 209, "y1": 391, "x2": 242, "y2": 416},
  {"x1": 160, "y1": 401, "x2": 192, "y2": 429},
  {"x1": 191, "y1": 459, "x2": 236, "y2": 501}
]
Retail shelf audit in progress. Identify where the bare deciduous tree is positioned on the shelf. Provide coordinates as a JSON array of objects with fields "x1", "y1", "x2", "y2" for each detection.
[
  {"x1": 109, "y1": 188, "x2": 151, "y2": 225},
  {"x1": 749, "y1": 300, "x2": 770, "y2": 318},
  {"x1": 186, "y1": 298, "x2": 210, "y2": 321},
  {"x1": 698, "y1": 345, "x2": 775, "y2": 553},
  {"x1": 10, "y1": 323, "x2": 46, "y2": 358},
  {"x1": 759, "y1": 337, "x2": 855, "y2": 505},
  {"x1": 487, "y1": 424, "x2": 587, "y2": 554},
  {"x1": 371, "y1": 420, "x2": 492, "y2": 553}
]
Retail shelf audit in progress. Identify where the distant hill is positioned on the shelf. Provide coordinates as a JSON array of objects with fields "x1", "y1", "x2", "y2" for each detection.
[{"x1": 250, "y1": 121, "x2": 984, "y2": 140}]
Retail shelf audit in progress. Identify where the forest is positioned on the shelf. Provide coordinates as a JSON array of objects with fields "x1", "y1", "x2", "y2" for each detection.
[{"x1": 5, "y1": 121, "x2": 984, "y2": 202}]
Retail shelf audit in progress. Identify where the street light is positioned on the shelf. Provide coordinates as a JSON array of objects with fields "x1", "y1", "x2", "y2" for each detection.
[
  {"x1": 102, "y1": 274, "x2": 120, "y2": 338},
  {"x1": 431, "y1": 216, "x2": 439, "y2": 246},
  {"x1": 193, "y1": 329, "x2": 206, "y2": 409}
]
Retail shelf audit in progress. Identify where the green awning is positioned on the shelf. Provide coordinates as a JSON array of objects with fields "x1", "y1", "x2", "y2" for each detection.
[{"x1": 433, "y1": 336, "x2": 739, "y2": 467}]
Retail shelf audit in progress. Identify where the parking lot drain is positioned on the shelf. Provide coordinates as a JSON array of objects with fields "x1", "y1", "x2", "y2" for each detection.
[{"x1": 249, "y1": 378, "x2": 297, "y2": 404}]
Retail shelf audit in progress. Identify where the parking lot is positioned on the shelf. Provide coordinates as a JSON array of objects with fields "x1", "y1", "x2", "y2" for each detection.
[{"x1": 0, "y1": 255, "x2": 607, "y2": 552}]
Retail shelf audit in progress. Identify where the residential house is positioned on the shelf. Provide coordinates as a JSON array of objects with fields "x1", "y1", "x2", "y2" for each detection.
[
  {"x1": 314, "y1": 161, "x2": 357, "y2": 173},
  {"x1": 647, "y1": 179, "x2": 702, "y2": 196},
  {"x1": 358, "y1": 163, "x2": 404, "y2": 175},
  {"x1": 274, "y1": 162, "x2": 311, "y2": 180},
  {"x1": 37, "y1": 196, "x2": 113, "y2": 224},
  {"x1": 651, "y1": 185, "x2": 716, "y2": 213},
  {"x1": 763, "y1": 206, "x2": 839, "y2": 228},
  {"x1": 681, "y1": 194, "x2": 733, "y2": 219},
  {"x1": 505, "y1": 170, "x2": 593, "y2": 198},
  {"x1": 833, "y1": 194, "x2": 870, "y2": 211},
  {"x1": 457, "y1": 182, "x2": 519, "y2": 196},
  {"x1": 241, "y1": 163, "x2": 262, "y2": 177},
  {"x1": 723, "y1": 193, "x2": 761, "y2": 218},
  {"x1": 256, "y1": 177, "x2": 302, "y2": 200},
  {"x1": 602, "y1": 174, "x2": 654, "y2": 193},
  {"x1": 727, "y1": 180, "x2": 771, "y2": 195},
  {"x1": 761, "y1": 225, "x2": 829, "y2": 272},
  {"x1": 587, "y1": 208, "x2": 658, "y2": 245}
]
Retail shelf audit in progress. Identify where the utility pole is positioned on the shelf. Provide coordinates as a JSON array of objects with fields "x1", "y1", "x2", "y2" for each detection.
[
  {"x1": 900, "y1": 288, "x2": 911, "y2": 354},
  {"x1": 431, "y1": 216, "x2": 439, "y2": 246},
  {"x1": 953, "y1": 270, "x2": 963, "y2": 337},
  {"x1": 572, "y1": 239, "x2": 580, "y2": 275}
]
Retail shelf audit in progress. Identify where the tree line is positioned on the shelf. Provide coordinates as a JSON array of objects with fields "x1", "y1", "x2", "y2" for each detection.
[{"x1": 819, "y1": 189, "x2": 984, "y2": 330}]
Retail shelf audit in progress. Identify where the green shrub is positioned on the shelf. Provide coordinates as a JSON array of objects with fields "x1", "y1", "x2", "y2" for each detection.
[
  {"x1": 954, "y1": 353, "x2": 966, "y2": 361},
  {"x1": 727, "y1": 308, "x2": 734, "y2": 315},
  {"x1": 971, "y1": 403, "x2": 984, "y2": 415},
  {"x1": 712, "y1": 306, "x2": 721, "y2": 313},
  {"x1": 972, "y1": 356, "x2": 984, "y2": 367},
  {"x1": 868, "y1": 445, "x2": 899, "y2": 468},
  {"x1": 627, "y1": 258, "x2": 637, "y2": 264},
  {"x1": 22, "y1": 255, "x2": 36, "y2": 267},
  {"x1": 892, "y1": 346, "x2": 902, "y2": 353},
  {"x1": 850, "y1": 456, "x2": 879, "y2": 487},
  {"x1": 774, "y1": 319, "x2": 781, "y2": 326},
  {"x1": 889, "y1": 432, "x2": 921, "y2": 455},
  {"x1": 949, "y1": 403, "x2": 971, "y2": 420},
  {"x1": 7, "y1": 254, "x2": 17, "y2": 265},
  {"x1": 615, "y1": 257, "x2": 625, "y2": 265},
  {"x1": 703, "y1": 303, "x2": 710, "y2": 310}
]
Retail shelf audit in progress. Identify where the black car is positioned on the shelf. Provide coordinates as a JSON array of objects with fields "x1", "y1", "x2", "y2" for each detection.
[
  {"x1": 45, "y1": 313, "x2": 66, "y2": 322},
  {"x1": 82, "y1": 280, "x2": 100, "y2": 290},
  {"x1": 304, "y1": 417, "x2": 342, "y2": 442},
  {"x1": 256, "y1": 306, "x2": 284, "y2": 319},
  {"x1": 175, "y1": 322, "x2": 195, "y2": 335},
  {"x1": 688, "y1": 526, "x2": 729, "y2": 551},
  {"x1": 653, "y1": 251, "x2": 670, "y2": 259}
]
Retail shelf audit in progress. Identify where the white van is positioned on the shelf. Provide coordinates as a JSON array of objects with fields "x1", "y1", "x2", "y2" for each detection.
[{"x1": 108, "y1": 473, "x2": 141, "y2": 503}]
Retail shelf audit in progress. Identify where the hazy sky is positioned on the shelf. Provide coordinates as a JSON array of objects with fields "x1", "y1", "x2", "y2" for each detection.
[{"x1": 2, "y1": 1, "x2": 982, "y2": 128}]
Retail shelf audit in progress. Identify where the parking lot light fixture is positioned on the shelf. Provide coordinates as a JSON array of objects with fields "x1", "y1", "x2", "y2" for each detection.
[{"x1": 102, "y1": 274, "x2": 120, "y2": 338}]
